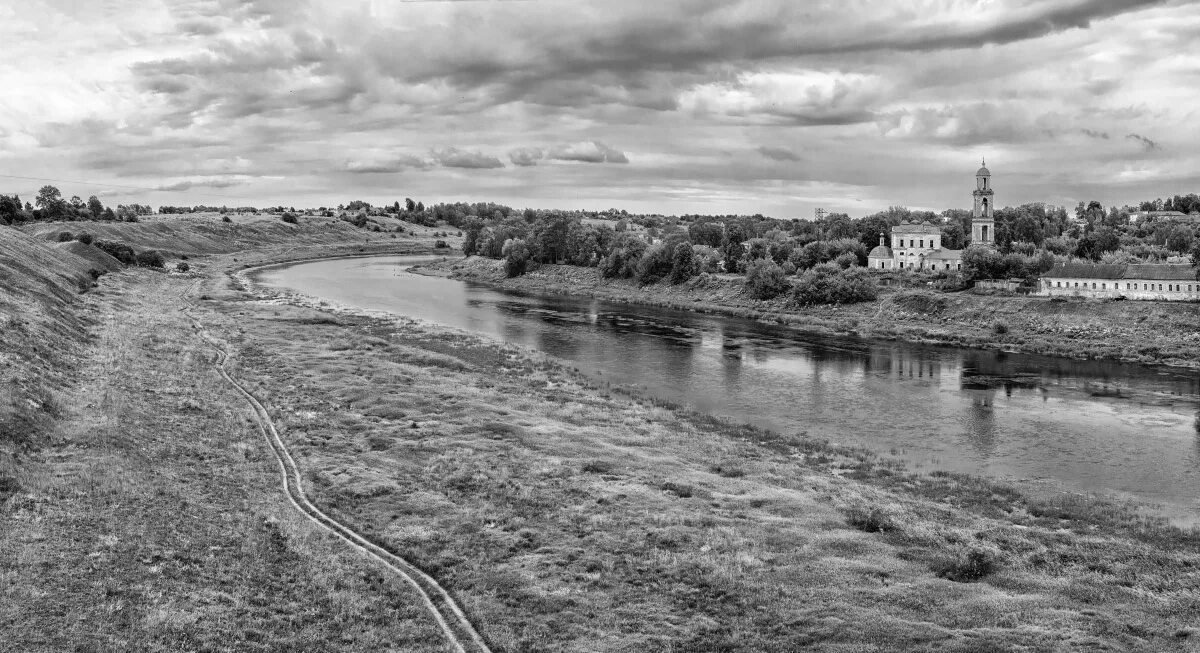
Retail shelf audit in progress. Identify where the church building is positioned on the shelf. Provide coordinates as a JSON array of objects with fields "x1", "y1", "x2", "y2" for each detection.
[{"x1": 867, "y1": 161, "x2": 995, "y2": 271}]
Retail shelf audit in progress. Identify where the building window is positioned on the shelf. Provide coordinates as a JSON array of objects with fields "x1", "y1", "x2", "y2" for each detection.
[
  {"x1": 1092, "y1": 282, "x2": 1096, "y2": 289},
  {"x1": 1101, "y1": 283, "x2": 1106, "y2": 289},
  {"x1": 899, "y1": 262, "x2": 904, "y2": 268},
  {"x1": 920, "y1": 239, "x2": 924, "y2": 248},
  {"x1": 1159, "y1": 284, "x2": 1163, "y2": 291}
]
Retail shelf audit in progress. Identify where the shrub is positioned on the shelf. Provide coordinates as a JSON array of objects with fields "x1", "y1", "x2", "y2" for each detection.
[
  {"x1": 993, "y1": 321, "x2": 1009, "y2": 335},
  {"x1": 94, "y1": 240, "x2": 136, "y2": 265},
  {"x1": 744, "y1": 259, "x2": 790, "y2": 299},
  {"x1": 793, "y1": 262, "x2": 878, "y2": 305},
  {"x1": 845, "y1": 507, "x2": 896, "y2": 533},
  {"x1": 281, "y1": 212, "x2": 298, "y2": 224},
  {"x1": 87, "y1": 268, "x2": 104, "y2": 280},
  {"x1": 599, "y1": 233, "x2": 648, "y2": 279},
  {"x1": 435, "y1": 239, "x2": 449, "y2": 249},
  {"x1": 502, "y1": 238, "x2": 531, "y2": 277},
  {"x1": 176, "y1": 262, "x2": 190, "y2": 273},
  {"x1": 669, "y1": 242, "x2": 696, "y2": 283},
  {"x1": 635, "y1": 242, "x2": 675, "y2": 284},
  {"x1": 222, "y1": 215, "x2": 232, "y2": 223},
  {"x1": 57, "y1": 231, "x2": 74, "y2": 242},
  {"x1": 933, "y1": 547, "x2": 999, "y2": 583},
  {"x1": 75, "y1": 232, "x2": 93, "y2": 245},
  {"x1": 135, "y1": 250, "x2": 165, "y2": 268}
]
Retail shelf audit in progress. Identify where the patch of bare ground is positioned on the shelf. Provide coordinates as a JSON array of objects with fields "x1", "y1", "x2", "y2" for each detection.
[{"x1": 209, "y1": 275, "x2": 1200, "y2": 652}]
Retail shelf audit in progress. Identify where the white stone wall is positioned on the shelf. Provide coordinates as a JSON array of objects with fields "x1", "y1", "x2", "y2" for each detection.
[{"x1": 1038, "y1": 277, "x2": 1200, "y2": 301}]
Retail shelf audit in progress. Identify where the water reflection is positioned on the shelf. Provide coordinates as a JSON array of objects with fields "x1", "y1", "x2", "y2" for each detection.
[{"x1": 255, "y1": 256, "x2": 1200, "y2": 524}]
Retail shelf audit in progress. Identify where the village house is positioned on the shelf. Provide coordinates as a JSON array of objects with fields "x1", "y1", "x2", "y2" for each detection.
[{"x1": 1038, "y1": 262, "x2": 1200, "y2": 301}]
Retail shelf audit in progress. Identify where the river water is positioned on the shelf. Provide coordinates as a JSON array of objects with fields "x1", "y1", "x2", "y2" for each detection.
[{"x1": 254, "y1": 255, "x2": 1200, "y2": 525}]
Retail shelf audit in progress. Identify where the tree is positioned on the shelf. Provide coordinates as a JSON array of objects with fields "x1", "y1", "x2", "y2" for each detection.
[
  {"x1": 87, "y1": 195, "x2": 104, "y2": 219},
  {"x1": 688, "y1": 221, "x2": 724, "y2": 248},
  {"x1": 744, "y1": 259, "x2": 790, "y2": 299},
  {"x1": 669, "y1": 242, "x2": 696, "y2": 283},
  {"x1": 36, "y1": 185, "x2": 66, "y2": 219},
  {"x1": 405, "y1": 198, "x2": 416, "y2": 212},
  {"x1": 722, "y1": 223, "x2": 748, "y2": 273},
  {"x1": 502, "y1": 238, "x2": 530, "y2": 277}
]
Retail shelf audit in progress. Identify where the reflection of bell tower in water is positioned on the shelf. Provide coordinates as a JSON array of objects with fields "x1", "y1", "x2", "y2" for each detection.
[{"x1": 972, "y1": 159, "x2": 995, "y2": 246}]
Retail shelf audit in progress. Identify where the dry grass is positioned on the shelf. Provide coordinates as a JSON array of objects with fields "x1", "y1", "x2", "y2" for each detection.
[
  {"x1": 212, "y1": 287, "x2": 1200, "y2": 652},
  {"x1": 5, "y1": 233, "x2": 1200, "y2": 652}
]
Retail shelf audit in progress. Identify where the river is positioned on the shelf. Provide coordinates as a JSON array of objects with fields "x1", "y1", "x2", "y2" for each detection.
[{"x1": 253, "y1": 255, "x2": 1200, "y2": 525}]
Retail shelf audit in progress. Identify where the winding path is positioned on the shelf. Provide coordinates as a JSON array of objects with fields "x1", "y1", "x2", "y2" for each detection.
[{"x1": 183, "y1": 301, "x2": 492, "y2": 653}]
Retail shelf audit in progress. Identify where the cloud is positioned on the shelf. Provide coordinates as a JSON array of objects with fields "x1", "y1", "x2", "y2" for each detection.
[
  {"x1": 431, "y1": 146, "x2": 505, "y2": 169},
  {"x1": 547, "y1": 141, "x2": 629, "y2": 164},
  {"x1": 508, "y1": 147, "x2": 544, "y2": 167},
  {"x1": 679, "y1": 71, "x2": 883, "y2": 125},
  {"x1": 1126, "y1": 133, "x2": 1160, "y2": 150},
  {"x1": 757, "y1": 146, "x2": 800, "y2": 161},
  {"x1": 155, "y1": 177, "x2": 247, "y2": 191},
  {"x1": 1081, "y1": 128, "x2": 1110, "y2": 139},
  {"x1": 345, "y1": 154, "x2": 430, "y2": 173}
]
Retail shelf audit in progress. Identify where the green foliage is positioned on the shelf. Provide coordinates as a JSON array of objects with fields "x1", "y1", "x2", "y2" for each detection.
[
  {"x1": 94, "y1": 240, "x2": 136, "y2": 265},
  {"x1": 75, "y1": 232, "x2": 93, "y2": 245},
  {"x1": 176, "y1": 262, "x2": 190, "y2": 273},
  {"x1": 599, "y1": 233, "x2": 648, "y2": 279},
  {"x1": 1073, "y1": 228, "x2": 1121, "y2": 261},
  {"x1": 845, "y1": 507, "x2": 896, "y2": 533},
  {"x1": 791, "y1": 238, "x2": 867, "y2": 270},
  {"x1": 792, "y1": 263, "x2": 878, "y2": 305},
  {"x1": 933, "y1": 547, "x2": 999, "y2": 583},
  {"x1": 57, "y1": 231, "x2": 74, "y2": 242},
  {"x1": 221, "y1": 215, "x2": 232, "y2": 223},
  {"x1": 669, "y1": 242, "x2": 696, "y2": 283},
  {"x1": 744, "y1": 259, "x2": 790, "y2": 299},
  {"x1": 635, "y1": 242, "x2": 675, "y2": 285},
  {"x1": 502, "y1": 238, "x2": 531, "y2": 277},
  {"x1": 281, "y1": 212, "x2": 298, "y2": 224},
  {"x1": 135, "y1": 250, "x2": 165, "y2": 268}
]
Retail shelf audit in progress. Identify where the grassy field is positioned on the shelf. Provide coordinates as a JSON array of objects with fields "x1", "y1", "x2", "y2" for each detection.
[
  {"x1": 439, "y1": 256, "x2": 1200, "y2": 369},
  {"x1": 3, "y1": 224, "x2": 1200, "y2": 651}
]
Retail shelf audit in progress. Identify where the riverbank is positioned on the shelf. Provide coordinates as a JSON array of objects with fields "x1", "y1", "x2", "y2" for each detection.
[
  {"x1": 434, "y1": 256, "x2": 1200, "y2": 369},
  {"x1": 4, "y1": 232, "x2": 1200, "y2": 651}
]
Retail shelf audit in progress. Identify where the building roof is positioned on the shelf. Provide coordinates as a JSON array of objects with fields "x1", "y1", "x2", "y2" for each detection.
[
  {"x1": 891, "y1": 221, "x2": 942, "y2": 234},
  {"x1": 1124, "y1": 264, "x2": 1196, "y2": 280},
  {"x1": 1043, "y1": 263, "x2": 1196, "y2": 281},
  {"x1": 868, "y1": 245, "x2": 892, "y2": 258},
  {"x1": 976, "y1": 166, "x2": 990, "y2": 177}
]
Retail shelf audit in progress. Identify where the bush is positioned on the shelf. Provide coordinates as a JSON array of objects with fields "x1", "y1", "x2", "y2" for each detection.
[
  {"x1": 744, "y1": 259, "x2": 790, "y2": 299},
  {"x1": 94, "y1": 240, "x2": 136, "y2": 265},
  {"x1": 599, "y1": 234, "x2": 648, "y2": 279},
  {"x1": 933, "y1": 547, "x2": 999, "y2": 583},
  {"x1": 993, "y1": 321, "x2": 1009, "y2": 335},
  {"x1": 793, "y1": 263, "x2": 878, "y2": 305},
  {"x1": 135, "y1": 250, "x2": 165, "y2": 268},
  {"x1": 845, "y1": 507, "x2": 896, "y2": 533},
  {"x1": 57, "y1": 231, "x2": 73, "y2": 242},
  {"x1": 435, "y1": 239, "x2": 449, "y2": 249},
  {"x1": 635, "y1": 242, "x2": 675, "y2": 285},
  {"x1": 281, "y1": 212, "x2": 298, "y2": 224},
  {"x1": 87, "y1": 268, "x2": 104, "y2": 280},
  {"x1": 176, "y1": 262, "x2": 190, "y2": 273},
  {"x1": 75, "y1": 232, "x2": 93, "y2": 245},
  {"x1": 222, "y1": 215, "x2": 232, "y2": 223},
  {"x1": 669, "y1": 242, "x2": 696, "y2": 283},
  {"x1": 502, "y1": 238, "x2": 531, "y2": 277}
]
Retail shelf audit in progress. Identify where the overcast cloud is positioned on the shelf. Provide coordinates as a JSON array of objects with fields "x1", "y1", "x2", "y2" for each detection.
[{"x1": 1, "y1": 0, "x2": 1199, "y2": 216}]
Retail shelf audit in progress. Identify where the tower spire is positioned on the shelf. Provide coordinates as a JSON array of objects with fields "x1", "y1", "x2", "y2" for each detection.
[{"x1": 981, "y1": 156, "x2": 986, "y2": 167}]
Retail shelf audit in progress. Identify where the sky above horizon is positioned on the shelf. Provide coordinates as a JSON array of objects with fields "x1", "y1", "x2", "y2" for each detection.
[{"x1": 2, "y1": 0, "x2": 1199, "y2": 218}]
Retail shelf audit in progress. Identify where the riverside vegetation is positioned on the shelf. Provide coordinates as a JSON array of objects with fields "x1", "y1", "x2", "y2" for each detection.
[{"x1": 2, "y1": 211, "x2": 1200, "y2": 651}]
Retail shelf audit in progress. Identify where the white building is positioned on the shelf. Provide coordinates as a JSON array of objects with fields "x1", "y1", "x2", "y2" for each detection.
[
  {"x1": 867, "y1": 161, "x2": 995, "y2": 271},
  {"x1": 1038, "y1": 263, "x2": 1199, "y2": 301}
]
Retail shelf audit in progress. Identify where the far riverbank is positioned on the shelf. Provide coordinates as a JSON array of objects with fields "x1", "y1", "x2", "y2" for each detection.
[{"x1": 429, "y1": 255, "x2": 1200, "y2": 370}]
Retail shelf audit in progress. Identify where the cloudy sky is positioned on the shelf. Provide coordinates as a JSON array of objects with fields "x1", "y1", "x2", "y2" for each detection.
[{"x1": 1, "y1": 0, "x2": 1198, "y2": 217}]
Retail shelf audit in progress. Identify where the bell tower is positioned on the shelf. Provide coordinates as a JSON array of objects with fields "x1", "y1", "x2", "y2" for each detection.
[{"x1": 971, "y1": 158, "x2": 995, "y2": 246}]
